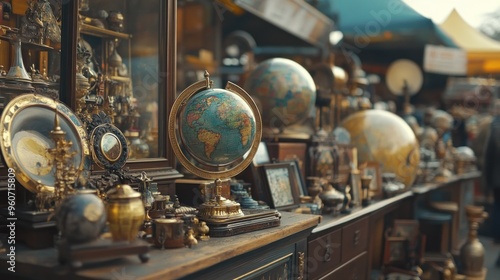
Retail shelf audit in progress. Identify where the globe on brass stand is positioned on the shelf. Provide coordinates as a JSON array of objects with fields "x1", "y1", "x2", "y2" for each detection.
[{"x1": 169, "y1": 71, "x2": 279, "y2": 236}]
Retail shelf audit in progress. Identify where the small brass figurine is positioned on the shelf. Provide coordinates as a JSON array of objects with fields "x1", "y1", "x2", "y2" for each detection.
[
  {"x1": 197, "y1": 221, "x2": 210, "y2": 241},
  {"x1": 184, "y1": 228, "x2": 198, "y2": 248}
]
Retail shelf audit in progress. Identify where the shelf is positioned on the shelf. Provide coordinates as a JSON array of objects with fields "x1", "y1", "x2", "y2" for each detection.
[
  {"x1": 0, "y1": 36, "x2": 54, "y2": 52},
  {"x1": 80, "y1": 24, "x2": 132, "y2": 40}
]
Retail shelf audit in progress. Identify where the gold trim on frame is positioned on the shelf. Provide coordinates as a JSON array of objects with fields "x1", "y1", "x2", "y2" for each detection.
[{"x1": 0, "y1": 94, "x2": 88, "y2": 193}]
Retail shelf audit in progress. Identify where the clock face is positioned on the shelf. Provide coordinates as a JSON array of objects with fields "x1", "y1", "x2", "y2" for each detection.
[
  {"x1": 12, "y1": 130, "x2": 53, "y2": 177},
  {"x1": 0, "y1": 94, "x2": 88, "y2": 193}
]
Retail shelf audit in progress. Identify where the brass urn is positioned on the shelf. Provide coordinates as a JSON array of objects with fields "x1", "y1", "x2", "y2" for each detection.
[
  {"x1": 106, "y1": 184, "x2": 145, "y2": 242},
  {"x1": 459, "y1": 205, "x2": 488, "y2": 277}
]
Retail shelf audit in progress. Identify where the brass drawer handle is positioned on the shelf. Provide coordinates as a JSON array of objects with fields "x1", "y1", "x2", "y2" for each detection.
[
  {"x1": 324, "y1": 243, "x2": 332, "y2": 262},
  {"x1": 298, "y1": 251, "x2": 305, "y2": 280},
  {"x1": 353, "y1": 230, "x2": 361, "y2": 245}
]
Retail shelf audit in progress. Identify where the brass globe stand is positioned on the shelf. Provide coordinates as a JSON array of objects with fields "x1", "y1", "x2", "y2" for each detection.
[{"x1": 197, "y1": 178, "x2": 244, "y2": 219}]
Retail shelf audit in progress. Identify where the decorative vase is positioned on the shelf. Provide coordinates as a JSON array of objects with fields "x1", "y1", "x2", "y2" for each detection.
[
  {"x1": 460, "y1": 205, "x2": 488, "y2": 277},
  {"x1": 106, "y1": 184, "x2": 145, "y2": 242},
  {"x1": 6, "y1": 38, "x2": 31, "y2": 81},
  {"x1": 319, "y1": 182, "x2": 344, "y2": 214}
]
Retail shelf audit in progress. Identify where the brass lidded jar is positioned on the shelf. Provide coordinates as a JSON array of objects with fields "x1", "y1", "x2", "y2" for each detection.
[{"x1": 106, "y1": 184, "x2": 145, "y2": 242}]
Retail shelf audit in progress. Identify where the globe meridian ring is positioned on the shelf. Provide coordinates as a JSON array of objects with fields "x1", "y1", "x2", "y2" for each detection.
[{"x1": 169, "y1": 78, "x2": 262, "y2": 180}]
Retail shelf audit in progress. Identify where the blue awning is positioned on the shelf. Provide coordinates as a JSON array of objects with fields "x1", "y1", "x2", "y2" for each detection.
[{"x1": 309, "y1": 0, "x2": 458, "y2": 49}]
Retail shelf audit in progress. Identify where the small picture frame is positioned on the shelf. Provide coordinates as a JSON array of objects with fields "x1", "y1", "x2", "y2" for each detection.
[
  {"x1": 253, "y1": 141, "x2": 271, "y2": 165},
  {"x1": 360, "y1": 161, "x2": 383, "y2": 199},
  {"x1": 392, "y1": 219, "x2": 420, "y2": 248},
  {"x1": 259, "y1": 162, "x2": 301, "y2": 210},
  {"x1": 282, "y1": 159, "x2": 307, "y2": 197},
  {"x1": 383, "y1": 236, "x2": 409, "y2": 265}
]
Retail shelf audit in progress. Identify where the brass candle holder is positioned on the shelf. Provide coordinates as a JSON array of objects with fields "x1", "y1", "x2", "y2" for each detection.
[
  {"x1": 459, "y1": 205, "x2": 488, "y2": 277},
  {"x1": 48, "y1": 109, "x2": 78, "y2": 204}
]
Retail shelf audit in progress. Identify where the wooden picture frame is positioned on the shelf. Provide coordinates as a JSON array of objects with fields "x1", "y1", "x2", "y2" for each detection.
[
  {"x1": 392, "y1": 219, "x2": 420, "y2": 248},
  {"x1": 383, "y1": 236, "x2": 409, "y2": 265},
  {"x1": 360, "y1": 161, "x2": 383, "y2": 199},
  {"x1": 238, "y1": 142, "x2": 271, "y2": 201},
  {"x1": 253, "y1": 141, "x2": 271, "y2": 166},
  {"x1": 282, "y1": 159, "x2": 308, "y2": 197},
  {"x1": 259, "y1": 162, "x2": 301, "y2": 210}
]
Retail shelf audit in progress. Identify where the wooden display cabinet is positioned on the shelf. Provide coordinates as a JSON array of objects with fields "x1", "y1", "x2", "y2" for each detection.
[
  {"x1": 60, "y1": 0, "x2": 181, "y2": 190},
  {"x1": 0, "y1": 0, "x2": 182, "y2": 195},
  {"x1": 0, "y1": 0, "x2": 62, "y2": 207}
]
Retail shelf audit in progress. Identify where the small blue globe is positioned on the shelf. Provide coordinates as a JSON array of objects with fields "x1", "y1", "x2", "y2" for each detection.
[
  {"x1": 179, "y1": 88, "x2": 257, "y2": 166},
  {"x1": 56, "y1": 191, "x2": 106, "y2": 244}
]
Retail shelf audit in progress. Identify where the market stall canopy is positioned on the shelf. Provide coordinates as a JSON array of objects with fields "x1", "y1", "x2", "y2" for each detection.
[
  {"x1": 310, "y1": 0, "x2": 457, "y2": 50},
  {"x1": 439, "y1": 9, "x2": 500, "y2": 76}
]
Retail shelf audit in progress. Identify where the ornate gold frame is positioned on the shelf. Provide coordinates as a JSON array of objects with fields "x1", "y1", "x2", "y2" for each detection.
[
  {"x1": 90, "y1": 123, "x2": 128, "y2": 170},
  {"x1": 0, "y1": 94, "x2": 89, "y2": 193}
]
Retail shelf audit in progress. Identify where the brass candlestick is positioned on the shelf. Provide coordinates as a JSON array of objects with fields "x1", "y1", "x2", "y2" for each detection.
[
  {"x1": 360, "y1": 175, "x2": 372, "y2": 207},
  {"x1": 460, "y1": 205, "x2": 488, "y2": 277},
  {"x1": 48, "y1": 109, "x2": 78, "y2": 204}
]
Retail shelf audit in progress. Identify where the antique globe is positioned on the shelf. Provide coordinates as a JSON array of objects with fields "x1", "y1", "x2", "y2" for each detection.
[
  {"x1": 244, "y1": 58, "x2": 316, "y2": 132},
  {"x1": 179, "y1": 89, "x2": 256, "y2": 166},
  {"x1": 169, "y1": 71, "x2": 262, "y2": 219},
  {"x1": 55, "y1": 190, "x2": 106, "y2": 244},
  {"x1": 340, "y1": 110, "x2": 420, "y2": 187}
]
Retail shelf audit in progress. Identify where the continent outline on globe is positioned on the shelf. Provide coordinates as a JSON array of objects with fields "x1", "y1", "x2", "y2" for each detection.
[
  {"x1": 169, "y1": 72, "x2": 262, "y2": 180},
  {"x1": 181, "y1": 91, "x2": 255, "y2": 166}
]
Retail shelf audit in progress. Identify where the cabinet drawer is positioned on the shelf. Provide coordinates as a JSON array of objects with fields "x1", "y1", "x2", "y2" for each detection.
[
  {"x1": 341, "y1": 216, "x2": 369, "y2": 262},
  {"x1": 307, "y1": 229, "x2": 342, "y2": 280},
  {"x1": 321, "y1": 251, "x2": 368, "y2": 280}
]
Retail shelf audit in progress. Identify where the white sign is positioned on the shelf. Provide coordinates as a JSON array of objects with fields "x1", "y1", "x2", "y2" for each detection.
[
  {"x1": 424, "y1": 44, "x2": 467, "y2": 75},
  {"x1": 235, "y1": 0, "x2": 333, "y2": 46}
]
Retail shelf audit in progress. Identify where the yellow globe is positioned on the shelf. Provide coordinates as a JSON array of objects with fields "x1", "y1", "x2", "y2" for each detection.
[{"x1": 340, "y1": 110, "x2": 420, "y2": 187}]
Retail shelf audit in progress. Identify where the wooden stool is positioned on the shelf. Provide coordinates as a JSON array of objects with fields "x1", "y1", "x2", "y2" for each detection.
[
  {"x1": 416, "y1": 208, "x2": 453, "y2": 254},
  {"x1": 430, "y1": 201, "x2": 459, "y2": 253}
]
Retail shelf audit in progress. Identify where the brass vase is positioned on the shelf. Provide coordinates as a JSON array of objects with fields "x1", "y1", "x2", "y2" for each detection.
[
  {"x1": 106, "y1": 184, "x2": 145, "y2": 242},
  {"x1": 459, "y1": 205, "x2": 488, "y2": 277}
]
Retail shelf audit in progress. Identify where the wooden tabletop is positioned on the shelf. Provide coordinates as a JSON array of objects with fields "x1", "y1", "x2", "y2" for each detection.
[
  {"x1": 313, "y1": 171, "x2": 481, "y2": 233},
  {"x1": 0, "y1": 212, "x2": 321, "y2": 280},
  {"x1": 411, "y1": 171, "x2": 481, "y2": 194}
]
